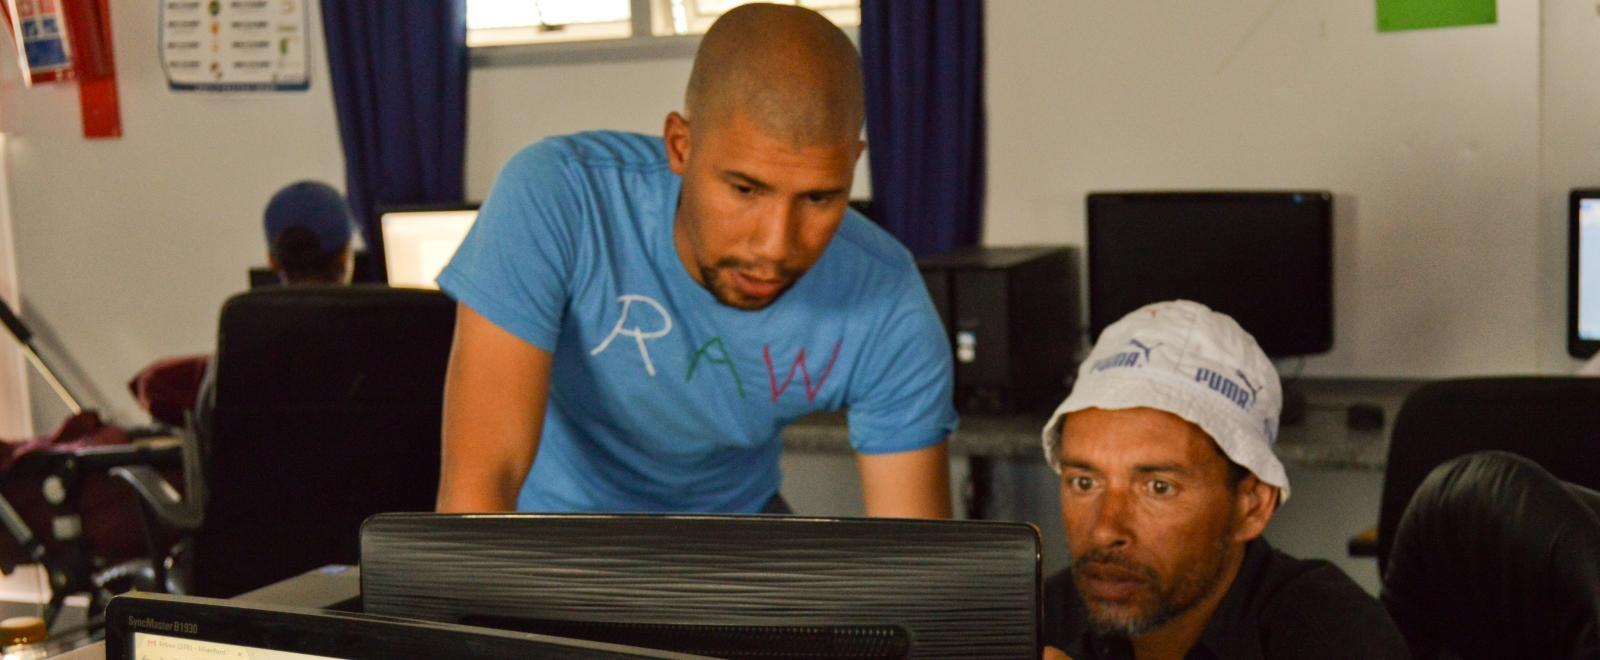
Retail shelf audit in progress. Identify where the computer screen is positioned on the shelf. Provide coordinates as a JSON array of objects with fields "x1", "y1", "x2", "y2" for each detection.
[
  {"x1": 378, "y1": 206, "x2": 478, "y2": 289},
  {"x1": 1086, "y1": 191, "x2": 1334, "y2": 357},
  {"x1": 107, "y1": 592, "x2": 705, "y2": 660},
  {"x1": 1568, "y1": 189, "x2": 1600, "y2": 358},
  {"x1": 248, "y1": 251, "x2": 378, "y2": 289},
  {"x1": 136, "y1": 632, "x2": 338, "y2": 660},
  {"x1": 361, "y1": 513, "x2": 1042, "y2": 659}
]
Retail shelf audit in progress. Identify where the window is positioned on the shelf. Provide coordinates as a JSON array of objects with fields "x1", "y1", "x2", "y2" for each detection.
[
  {"x1": 658, "y1": 0, "x2": 858, "y2": 37},
  {"x1": 468, "y1": 0, "x2": 632, "y2": 47},
  {"x1": 467, "y1": 0, "x2": 859, "y2": 49}
]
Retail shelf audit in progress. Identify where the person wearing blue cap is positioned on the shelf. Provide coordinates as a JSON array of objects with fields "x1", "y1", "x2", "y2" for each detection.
[
  {"x1": 145, "y1": 181, "x2": 354, "y2": 443},
  {"x1": 127, "y1": 182, "x2": 356, "y2": 441},
  {"x1": 263, "y1": 181, "x2": 355, "y2": 285}
]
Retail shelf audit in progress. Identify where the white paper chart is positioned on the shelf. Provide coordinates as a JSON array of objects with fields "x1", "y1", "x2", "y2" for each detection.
[{"x1": 161, "y1": 0, "x2": 308, "y2": 92}]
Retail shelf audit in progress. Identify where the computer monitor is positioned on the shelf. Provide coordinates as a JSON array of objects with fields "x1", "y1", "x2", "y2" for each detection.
[
  {"x1": 1086, "y1": 191, "x2": 1334, "y2": 358},
  {"x1": 105, "y1": 592, "x2": 706, "y2": 659},
  {"x1": 360, "y1": 513, "x2": 1041, "y2": 659},
  {"x1": 248, "y1": 251, "x2": 378, "y2": 288},
  {"x1": 1569, "y1": 189, "x2": 1600, "y2": 358},
  {"x1": 378, "y1": 205, "x2": 478, "y2": 289}
]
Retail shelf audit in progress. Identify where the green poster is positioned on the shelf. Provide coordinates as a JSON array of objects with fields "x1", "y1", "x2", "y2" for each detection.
[{"x1": 1377, "y1": 0, "x2": 1497, "y2": 32}]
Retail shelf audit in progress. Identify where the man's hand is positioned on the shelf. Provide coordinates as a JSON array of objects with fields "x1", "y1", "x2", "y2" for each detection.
[
  {"x1": 436, "y1": 303, "x2": 553, "y2": 512},
  {"x1": 856, "y1": 441, "x2": 952, "y2": 518}
]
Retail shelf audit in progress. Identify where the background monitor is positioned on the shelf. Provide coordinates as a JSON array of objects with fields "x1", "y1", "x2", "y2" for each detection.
[
  {"x1": 361, "y1": 513, "x2": 1041, "y2": 659},
  {"x1": 248, "y1": 251, "x2": 377, "y2": 289},
  {"x1": 106, "y1": 592, "x2": 708, "y2": 659},
  {"x1": 1086, "y1": 191, "x2": 1334, "y2": 358},
  {"x1": 1568, "y1": 188, "x2": 1600, "y2": 358},
  {"x1": 378, "y1": 204, "x2": 479, "y2": 289}
]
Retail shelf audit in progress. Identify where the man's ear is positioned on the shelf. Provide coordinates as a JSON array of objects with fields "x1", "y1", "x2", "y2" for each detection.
[
  {"x1": 663, "y1": 111, "x2": 691, "y2": 176},
  {"x1": 1230, "y1": 475, "x2": 1280, "y2": 543}
]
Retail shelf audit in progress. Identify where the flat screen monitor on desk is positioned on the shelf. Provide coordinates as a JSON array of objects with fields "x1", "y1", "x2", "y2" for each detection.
[
  {"x1": 105, "y1": 592, "x2": 707, "y2": 659},
  {"x1": 1087, "y1": 191, "x2": 1333, "y2": 358},
  {"x1": 379, "y1": 205, "x2": 478, "y2": 289},
  {"x1": 1569, "y1": 189, "x2": 1600, "y2": 358},
  {"x1": 247, "y1": 251, "x2": 378, "y2": 288},
  {"x1": 361, "y1": 513, "x2": 1042, "y2": 659}
]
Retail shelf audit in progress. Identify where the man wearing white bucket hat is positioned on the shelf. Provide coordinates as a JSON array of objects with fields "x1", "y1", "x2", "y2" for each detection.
[{"x1": 1039, "y1": 300, "x2": 1404, "y2": 659}]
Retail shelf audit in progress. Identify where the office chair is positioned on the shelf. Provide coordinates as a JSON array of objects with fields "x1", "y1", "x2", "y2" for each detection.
[
  {"x1": 1381, "y1": 451, "x2": 1600, "y2": 659},
  {"x1": 118, "y1": 285, "x2": 455, "y2": 598},
  {"x1": 1347, "y1": 377, "x2": 1600, "y2": 571}
]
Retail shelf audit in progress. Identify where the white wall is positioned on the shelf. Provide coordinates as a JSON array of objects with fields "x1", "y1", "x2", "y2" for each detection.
[
  {"x1": 466, "y1": 50, "x2": 872, "y2": 211},
  {"x1": 0, "y1": 1, "x2": 344, "y2": 428},
  {"x1": 988, "y1": 0, "x2": 1555, "y2": 379},
  {"x1": 467, "y1": 57, "x2": 694, "y2": 198},
  {"x1": 0, "y1": 14, "x2": 868, "y2": 429},
  {"x1": 0, "y1": 134, "x2": 26, "y2": 438},
  {"x1": 10, "y1": 2, "x2": 1575, "y2": 423},
  {"x1": 0, "y1": 3, "x2": 1591, "y2": 570},
  {"x1": 1540, "y1": 0, "x2": 1600, "y2": 372}
]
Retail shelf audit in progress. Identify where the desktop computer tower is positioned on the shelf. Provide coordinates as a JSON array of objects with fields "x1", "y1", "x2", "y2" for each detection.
[{"x1": 918, "y1": 246, "x2": 1077, "y2": 414}]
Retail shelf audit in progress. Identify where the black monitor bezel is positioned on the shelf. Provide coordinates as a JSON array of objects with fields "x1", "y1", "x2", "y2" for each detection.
[
  {"x1": 360, "y1": 513, "x2": 1043, "y2": 659},
  {"x1": 105, "y1": 592, "x2": 707, "y2": 660},
  {"x1": 1085, "y1": 190, "x2": 1334, "y2": 358},
  {"x1": 1568, "y1": 188, "x2": 1600, "y2": 358}
]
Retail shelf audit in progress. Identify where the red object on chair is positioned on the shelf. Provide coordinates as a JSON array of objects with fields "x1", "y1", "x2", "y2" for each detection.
[{"x1": 128, "y1": 354, "x2": 210, "y2": 429}]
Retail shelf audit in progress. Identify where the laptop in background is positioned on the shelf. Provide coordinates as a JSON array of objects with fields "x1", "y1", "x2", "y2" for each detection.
[
  {"x1": 378, "y1": 205, "x2": 478, "y2": 289},
  {"x1": 247, "y1": 251, "x2": 378, "y2": 289}
]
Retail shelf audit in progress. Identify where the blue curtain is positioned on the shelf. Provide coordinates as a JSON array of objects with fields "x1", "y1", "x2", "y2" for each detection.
[
  {"x1": 860, "y1": 0, "x2": 985, "y2": 258},
  {"x1": 321, "y1": 1, "x2": 469, "y2": 280}
]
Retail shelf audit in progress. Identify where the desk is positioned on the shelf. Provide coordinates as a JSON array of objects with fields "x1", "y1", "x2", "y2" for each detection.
[
  {"x1": 782, "y1": 378, "x2": 1420, "y2": 469},
  {"x1": 782, "y1": 378, "x2": 1423, "y2": 516},
  {"x1": 46, "y1": 566, "x2": 361, "y2": 659}
]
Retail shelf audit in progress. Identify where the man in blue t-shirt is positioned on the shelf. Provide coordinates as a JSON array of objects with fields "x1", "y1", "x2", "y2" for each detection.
[{"x1": 435, "y1": 3, "x2": 957, "y2": 516}]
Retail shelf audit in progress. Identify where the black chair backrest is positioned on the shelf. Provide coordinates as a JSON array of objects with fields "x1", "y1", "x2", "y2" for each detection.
[
  {"x1": 1376, "y1": 377, "x2": 1600, "y2": 572},
  {"x1": 1382, "y1": 451, "x2": 1600, "y2": 659},
  {"x1": 197, "y1": 285, "x2": 454, "y2": 597}
]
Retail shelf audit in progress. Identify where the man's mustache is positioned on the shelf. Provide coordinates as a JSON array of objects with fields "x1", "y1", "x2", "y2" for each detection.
[
  {"x1": 714, "y1": 257, "x2": 801, "y2": 282},
  {"x1": 1073, "y1": 547, "x2": 1160, "y2": 583}
]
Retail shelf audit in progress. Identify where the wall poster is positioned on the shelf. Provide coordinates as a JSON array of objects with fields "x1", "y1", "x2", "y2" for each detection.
[{"x1": 161, "y1": 0, "x2": 308, "y2": 92}]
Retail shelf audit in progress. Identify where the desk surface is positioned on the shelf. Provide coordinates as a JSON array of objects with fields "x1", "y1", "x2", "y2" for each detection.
[
  {"x1": 48, "y1": 566, "x2": 363, "y2": 659},
  {"x1": 782, "y1": 378, "x2": 1422, "y2": 471},
  {"x1": 49, "y1": 642, "x2": 99, "y2": 659}
]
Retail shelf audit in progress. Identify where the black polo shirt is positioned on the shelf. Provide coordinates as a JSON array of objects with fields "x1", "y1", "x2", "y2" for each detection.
[{"x1": 1043, "y1": 538, "x2": 1408, "y2": 659}]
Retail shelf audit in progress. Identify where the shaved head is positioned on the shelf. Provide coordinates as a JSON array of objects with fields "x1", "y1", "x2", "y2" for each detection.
[
  {"x1": 685, "y1": 3, "x2": 864, "y2": 146},
  {"x1": 663, "y1": 4, "x2": 865, "y2": 311}
]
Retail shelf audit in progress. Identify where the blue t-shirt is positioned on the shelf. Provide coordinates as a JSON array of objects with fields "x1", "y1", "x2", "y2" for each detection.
[{"x1": 438, "y1": 130, "x2": 957, "y2": 513}]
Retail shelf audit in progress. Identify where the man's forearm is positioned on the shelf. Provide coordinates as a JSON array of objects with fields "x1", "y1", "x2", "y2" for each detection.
[
  {"x1": 434, "y1": 303, "x2": 552, "y2": 513},
  {"x1": 435, "y1": 388, "x2": 543, "y2": 512},
  {"x1": 435, "y1": 463, "x2": 523, "y2": 512},
  {"x1": 857, "y1": 441, "x2": 954, "y2": 518}
]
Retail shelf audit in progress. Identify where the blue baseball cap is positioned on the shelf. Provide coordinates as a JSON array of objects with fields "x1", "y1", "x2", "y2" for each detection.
[{"x1": 263, "y1": 181, "x2": 354, "y2": 254}]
